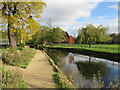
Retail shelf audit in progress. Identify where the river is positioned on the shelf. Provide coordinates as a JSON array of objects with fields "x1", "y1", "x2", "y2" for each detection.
[{"x1": 44, "y1": 48, "x2": 119, "y2": 88}]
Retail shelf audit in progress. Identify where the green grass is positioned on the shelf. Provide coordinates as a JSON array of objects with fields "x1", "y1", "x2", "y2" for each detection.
[
  {"x1": 43, "y1": 44, "x2": 120, "y2": 54},
  {"x1": 19, "y1": 61, "x2": 29, "y2": 68}
]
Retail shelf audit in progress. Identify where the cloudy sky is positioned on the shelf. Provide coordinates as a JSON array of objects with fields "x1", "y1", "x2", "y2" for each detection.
[{"x1": 39, "y1": 0, "x2": 118, "y2": 37}]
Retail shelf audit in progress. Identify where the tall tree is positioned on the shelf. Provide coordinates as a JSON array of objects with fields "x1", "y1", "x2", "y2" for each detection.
[
  {"x1": 29, "y1": 26, "x2": 68, "y2": 47},
  {"x1": 0, "y1": 1, "x2": 46, "y2": 47},
  {"x1": 50, "y1": 27, "x2": 67, "y2": 44},
  {"x1": 76, "y1": 24, "x2": 111, "y2": 48},
  {"x1": 29, "y1": 26, "x2": 49, "y2": 48}
]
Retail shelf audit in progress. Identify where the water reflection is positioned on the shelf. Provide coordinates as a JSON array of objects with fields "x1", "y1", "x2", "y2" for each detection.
[
  {"x1": 44, "y1": 49, "x2": 119, "y2": 88},
  {"x1": 76, "y1": 60, "x2": 109, "y2": 79}
]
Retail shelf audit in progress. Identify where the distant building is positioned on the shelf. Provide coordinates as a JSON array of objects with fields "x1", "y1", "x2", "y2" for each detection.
[{"x1": 68, "y1": 36, "x2": 74, "y2": 44}]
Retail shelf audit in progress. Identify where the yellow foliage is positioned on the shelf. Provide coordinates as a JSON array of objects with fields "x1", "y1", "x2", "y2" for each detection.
[{"x1": 1, "y1": 1, "x2": 46, "y2": 43}]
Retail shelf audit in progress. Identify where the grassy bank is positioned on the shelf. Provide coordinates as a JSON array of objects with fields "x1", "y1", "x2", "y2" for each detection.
[
  {"x1": 43, "y1": 44, "x2": 120, "y2": 54},
  {"x1": 2, "y1": 47, "x2": 36, "y2": 68}
]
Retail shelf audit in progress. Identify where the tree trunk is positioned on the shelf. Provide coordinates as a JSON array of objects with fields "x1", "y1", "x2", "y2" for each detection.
[
  {"x1": 8, "y1": 21, "x2": 17, "y2": 47},
  {"x1": 7, "y1": 3, "x2": 17, "y2": 47},
  {"x1": 10, "y1": 34, "x2": 17, "y2": 47},
  {"x1": 89, "y1": 42, "x2": 91, "y2": 48}
]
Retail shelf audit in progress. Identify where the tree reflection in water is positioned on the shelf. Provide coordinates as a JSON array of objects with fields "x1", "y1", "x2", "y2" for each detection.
[{"x1": 76, "y1": 58, "x2": 110, "y2": 79}]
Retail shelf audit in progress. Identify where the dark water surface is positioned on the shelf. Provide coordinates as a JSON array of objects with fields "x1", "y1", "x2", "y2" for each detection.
[{"x1": 44, "y1": 48, "x2": 119, "y2": 88}]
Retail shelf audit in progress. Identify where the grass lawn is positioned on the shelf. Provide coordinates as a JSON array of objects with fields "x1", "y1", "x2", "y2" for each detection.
[{"x1": 43, "y1": 44, "x2": 120, "y2": 54}]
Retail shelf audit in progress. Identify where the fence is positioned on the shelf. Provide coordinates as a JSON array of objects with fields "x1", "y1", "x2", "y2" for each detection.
[
  {"x1": 78, "y1": 45, "x2": 119, "y2": 53},
  {"x1": 47, "y1": 44, "x2": 119, "y2": 53}
]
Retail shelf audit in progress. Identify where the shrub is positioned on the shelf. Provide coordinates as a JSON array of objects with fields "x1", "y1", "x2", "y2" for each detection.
[
  {"x1": 18, "y1": 47, "x2": 24, "y2": 50},
  {"x1": 17, "y1": 43, "x2": 26, "y2": 50},
  {"x1": 2, "y1": 47, "x2": 35, "y2": 68},
  {"x1": 19, "y1": 43, "x2": 26, "y2": 47},
  {"x1": 2, "y1": 66, "x2": 28, "y2": 88},
  {"x1": 19, "y1": 61, "x2": 29, "y2": 68},
  {"x1": 53, "y1": 73, "x2": 76, "y2": 88}
]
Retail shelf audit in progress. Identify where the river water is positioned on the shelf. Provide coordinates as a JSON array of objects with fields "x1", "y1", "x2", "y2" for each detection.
[{"x1": 44, "y1": 48, "x2": 119, "y2": 88}]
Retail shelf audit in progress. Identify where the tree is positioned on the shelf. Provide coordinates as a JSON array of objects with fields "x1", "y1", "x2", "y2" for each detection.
[
  {"x1": 110, "y1": 33, "x2": 120, "y2": 44},
  {"x1": 0, "y1": 1, "x2": 46, "y2": 47},
  {"x1": 29, "y1": 26, "x2": 68, "y2": 47},
  {"x1": 63, "y1": 32, "x2": 69, "y2": 43},
  {"x1": 68, "y1": 36, "x2": 74, "y2": 44},
  {"x1": 76, "y1": 61, "x2": 109, "y2": 79},
  {"x1": 96, "y1": 25, "x2": 111, "y2": 43},
  {"x1": 76, "y1": 24, "x2": 111, "y2": 48},
  {"x1": 29, "y1": 26, "x2": 49, "y2": 48},
  {"x1": 49, "y1": 27, "x2": 67, "y2": 44}
]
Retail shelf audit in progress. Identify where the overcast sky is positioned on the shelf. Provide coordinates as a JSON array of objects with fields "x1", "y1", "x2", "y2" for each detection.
[{"x1": 39, "y1": 0, "x2": 118, "y2": 37}]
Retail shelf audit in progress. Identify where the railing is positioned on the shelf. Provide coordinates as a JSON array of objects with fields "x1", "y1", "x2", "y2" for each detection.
[
  {"x1": 78, "y1": 45, "x2": 119, "y2": 53},
  {"x1": 44, "y1": 43, "x2": 119, "y2": 53}
]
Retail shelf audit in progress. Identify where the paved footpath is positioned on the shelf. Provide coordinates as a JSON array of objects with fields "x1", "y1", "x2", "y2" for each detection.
[{"x1": 23, "y1": 50, "x2": 56, "y2": 88}]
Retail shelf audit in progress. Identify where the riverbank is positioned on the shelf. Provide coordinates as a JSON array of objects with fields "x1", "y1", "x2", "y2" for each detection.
[
  {"x1": 42, "y1": 44, "x2": 120, "y2": 62},
  {"x1": 43, "y1": 44, "x2": 120, "y2": 54},
  {"x1": 43, "y1": 51, "x2": 76, "y2": 88}
]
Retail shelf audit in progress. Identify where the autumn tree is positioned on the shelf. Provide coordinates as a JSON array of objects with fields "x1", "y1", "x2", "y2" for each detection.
[
  {"x1": 76, "y1": 24, "x2": 111, "y2": 48},
  {"x1": 0, "y1": 1, "x2": 46, "y2": 47},
  {"x1": 68, "y1": 36, "x2": 74, "y2": 44}
]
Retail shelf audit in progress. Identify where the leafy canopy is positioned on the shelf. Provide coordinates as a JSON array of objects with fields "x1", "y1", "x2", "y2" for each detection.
[
  {"x1": 29, "y1": 26, "x2": 68, "y2": 45},
  {"x1": 76, "y1": 24, "x2": 111, "y2": 44},
  {"x1": 0, "y1": 1, "x2": 46, "y2": 43}
]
